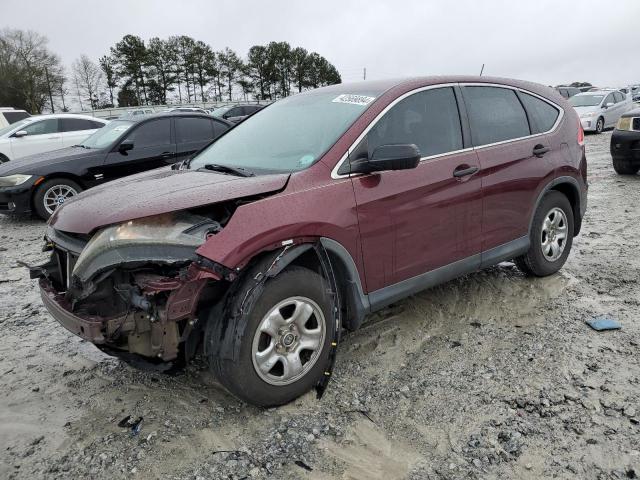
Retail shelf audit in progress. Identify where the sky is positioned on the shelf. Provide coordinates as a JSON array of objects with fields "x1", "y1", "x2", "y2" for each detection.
[{"x1": 1, "y1": 0, "x2": 639, "y2": 88}]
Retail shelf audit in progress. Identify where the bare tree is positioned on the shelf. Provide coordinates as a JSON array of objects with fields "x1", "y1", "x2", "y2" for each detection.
[{"x1": 73, "y1": 54, "x2": 103, "y2": 110}]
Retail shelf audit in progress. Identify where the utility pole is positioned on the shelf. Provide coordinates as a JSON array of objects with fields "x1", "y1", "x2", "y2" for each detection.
[
  {"x1": 45, "y1": 67, "x2": 55, "y2": 113},
  {"x1": 363, "y1": 67, "x2": 366, "y2": 81},
  {"x1": 479, "y1": 64, "x2": 485, "y2": 76}
]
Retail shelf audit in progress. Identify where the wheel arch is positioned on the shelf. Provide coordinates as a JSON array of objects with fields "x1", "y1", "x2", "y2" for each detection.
[
  {"x1": 30, "y1": 173, "x2": 86, "y2": 206},
  {"x1": 530, "y1": 176, "x2": 583, "y2": 236}
]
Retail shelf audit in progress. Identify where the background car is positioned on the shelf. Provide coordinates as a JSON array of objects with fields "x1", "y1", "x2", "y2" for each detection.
[
  {"x1": 169, "y1": 107, "x2": 209, "y2": 114},
  {"x1": 211, "y1": 104, "x2": 265, "y2": 123},
  {"x1": 555, "y1": 86, "x2": 581, "y2": 99},
  {"x1": 0, "y1": 114, "x2": 107, "y2": 163},
  {"x1": 610, "y1": 107, "x2": 640, "y2": 175},
  {"x1": 0, "y1": 112, "x2": 232, "y2": 219},
  {"x1": 0, "y1": 107, "x2": 30, "y2": 128},
  {"x1": 569, "y1": 89, "x2": 632, "y2": 133}
]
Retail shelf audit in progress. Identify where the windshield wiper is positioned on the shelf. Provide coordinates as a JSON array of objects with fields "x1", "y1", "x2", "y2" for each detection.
[{"x1": 198, "y1": 163, "x2": 255, "y2": 177}]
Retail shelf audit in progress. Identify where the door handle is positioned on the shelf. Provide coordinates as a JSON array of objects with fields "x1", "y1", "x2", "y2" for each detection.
[
  {"x1": 533, "y1": 144, "x2": 550, "y2": 157},
  {"x1": 453, "y1": 165, "x2": 479, "y2": 178},
  {"x1": 47, "y1": 136, "x2": 61, "y2": 140}
]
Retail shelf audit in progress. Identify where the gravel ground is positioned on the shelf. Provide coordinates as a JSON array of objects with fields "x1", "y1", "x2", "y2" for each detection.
[{"x1": 1, "y1": 131, "x2": 639, "y2": 480}]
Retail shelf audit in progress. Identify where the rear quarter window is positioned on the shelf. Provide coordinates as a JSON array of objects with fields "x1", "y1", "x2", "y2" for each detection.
[
  {"x1": 463, "y1": 86, "x2": 530, "y2": 146},
  {"x1": 519, "y1": 92, "x2": 560, "y2": 134}
]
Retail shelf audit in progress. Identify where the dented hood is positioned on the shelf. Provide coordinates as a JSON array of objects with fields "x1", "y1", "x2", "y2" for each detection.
[{"x1": 50, "y1": 167, "x2": 290, "y2": 234}]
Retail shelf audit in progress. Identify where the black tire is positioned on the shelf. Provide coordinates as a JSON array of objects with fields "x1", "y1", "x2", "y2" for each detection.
[
  {"x1": 515, "y1": 191, "x2": 574, "y2": 277},
  {"x1": 208, "y1": 266, "x2": 336, "y2": 407},
  {"x1": 613, "y1": 158, "x2": 639, "y2": 175},
  {"x1": 33, "y1": 178, "x2": 82, "y2": 220},
  {"x1": 0, "y1": 153, "x2": 9, "y2": 164},
  {"x1": 595, "y1": 117, "x2": 604, "y2": 134}
]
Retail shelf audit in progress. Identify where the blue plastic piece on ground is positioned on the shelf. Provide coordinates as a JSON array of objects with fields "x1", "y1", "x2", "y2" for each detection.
[{"x1": 586, "y1": 317, "x2": 621, "y2": 331}]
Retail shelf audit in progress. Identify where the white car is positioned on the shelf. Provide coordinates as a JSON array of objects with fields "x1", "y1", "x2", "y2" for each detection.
[
  {"x1": 569, "y1": 89, "x2": 633, "y2": 133},
  {"x1": 0, "y1": 114, "x2": 108, "y2": 162},
  {"x1": 0, "y1": 107, "x2": 30, "y2": 128}
]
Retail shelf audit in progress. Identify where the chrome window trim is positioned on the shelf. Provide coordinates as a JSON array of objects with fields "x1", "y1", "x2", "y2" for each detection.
[{"x1": 331, "y1": 82, "x2": 565, "y2": 179}]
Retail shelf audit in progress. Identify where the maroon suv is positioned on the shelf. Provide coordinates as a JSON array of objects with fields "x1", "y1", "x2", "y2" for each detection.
[{"x1": 31, "y1": 76, "x2": 587, "y2": 406}]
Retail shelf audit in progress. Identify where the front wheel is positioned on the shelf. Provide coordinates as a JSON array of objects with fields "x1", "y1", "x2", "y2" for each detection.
[
  {"x1": 595, "y1": 117, "x2": 604, "y2": 134},
  {"x1": 208, "y1": 266, "x2": 336, "y2": 407},
  {"x1": 33, "y1": 178, "x2": 82, "y2": 220},
  {"x1": 515, "y1": 191, "x2": 574, "y2": 277}
]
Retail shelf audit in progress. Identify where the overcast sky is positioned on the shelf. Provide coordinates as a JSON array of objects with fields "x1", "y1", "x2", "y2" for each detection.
[{"x1": 2, "y1": 0, "x2": 639, "y2": 88}]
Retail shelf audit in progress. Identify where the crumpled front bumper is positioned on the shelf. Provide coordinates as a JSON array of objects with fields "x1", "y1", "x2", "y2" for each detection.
[{"x1": 39, "y1": 277, "x2": 107, "y2": 343}]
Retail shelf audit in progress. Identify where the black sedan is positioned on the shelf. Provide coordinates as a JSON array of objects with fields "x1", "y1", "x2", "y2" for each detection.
[
  {"x1": 611, "y1": 107, "x2": 640, "y2": 175},
  {"x1": 0, "y1": 113, "x2": 232, "y2": 219}
]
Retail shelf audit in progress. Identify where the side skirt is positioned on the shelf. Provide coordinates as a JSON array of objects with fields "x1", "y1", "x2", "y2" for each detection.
[{"x1": 367, "y1": 236, "x2": 529, "y2": 313}]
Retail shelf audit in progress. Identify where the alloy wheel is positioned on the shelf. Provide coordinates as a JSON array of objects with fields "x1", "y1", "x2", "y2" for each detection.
[
  {"x1": 43, "y1": 184, "x2": 78, "y2": 215},
  {"x1": 540, "y1": 207, "x2": 568, "y2": 262},
  {"x1": 251, "y1": 296, "x2": 326, "y2": 386}
]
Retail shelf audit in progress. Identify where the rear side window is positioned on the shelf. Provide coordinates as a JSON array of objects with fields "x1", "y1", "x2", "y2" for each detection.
[
  {"x1": 3, "y1": 111, "x2": 29, "y2": 124},
  {"x1": 126, "y1": 119, "x2": 171, "y2": 147},
  {"x1": 463, "y1": 86, "x2": 530, "y2": 146},
  {"x1": 367, "y1": 87, "x2": 463, "y2": 158},
  {"x1": 175, "y1": 117, "x2": 214, "y2": 143},
  {"x1": 519, "y1": 92, "x2": 560, "y2": 134},
  {"x1": 613, "y1": 92, "x2": 624, "y2": 103},
  {"x1": 21, "y1": 118, "x2": 59, "y2": 135},
  {"x1": 60, "y1": 118, "x2": 98, "y2": 132}
]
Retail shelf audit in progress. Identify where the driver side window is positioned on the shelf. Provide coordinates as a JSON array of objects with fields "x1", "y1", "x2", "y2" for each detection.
[
  {"x1": 604, "y1": 93, "x2": 615, "y2": 106},
  {"x1": 366, "y1": 87, "x2": 463, "y2": 159},
  {"x1": 125, "y1": 119, "x2": 171, "y2": 148}
]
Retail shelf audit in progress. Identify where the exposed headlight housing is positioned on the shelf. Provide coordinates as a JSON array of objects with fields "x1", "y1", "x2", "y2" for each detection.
[
  {"x1": 70, "y1": 212, "x2": 221, "y2": 283},
  {"x1": 0, "y1": 174, "x2": 32, "y2": 187},
  {"x1": 616, "y1": 117, "x2": 633, "y2": 131}
]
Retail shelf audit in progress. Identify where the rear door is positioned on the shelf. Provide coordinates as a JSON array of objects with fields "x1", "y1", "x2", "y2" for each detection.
[
  {"x1": 350, "y1": 86, "x2": 482, "y2": 293},
  {"x1": 462, "y1": 85, "x2": 559, "y2": 256},
  {"x1": 101, "y1": 117, "x2": 174, "y2": 181},
  {"x1": 60, "y1": 118, "x2": 104, "y2": 147},
  {"x1": 602, "y1": 93, "x2": 617, "y2": 127},
  {"x1": 9, "y1": 118, "x2": 62, "y2": 158},
  {"x1": 174, "y1": 116, "x2": 219, "y2": 162}
]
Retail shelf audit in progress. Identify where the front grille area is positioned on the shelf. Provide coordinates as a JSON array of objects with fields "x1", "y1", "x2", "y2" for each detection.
[
  {"x1": 633, "y1": 118, "x2": 640, "y2": 131},
  {"x1": 53, "y1": 248, "x2": 79, "y2": 291},
  {"x1": 0, "y1": 202, "x2": 9, "y2": 211}
]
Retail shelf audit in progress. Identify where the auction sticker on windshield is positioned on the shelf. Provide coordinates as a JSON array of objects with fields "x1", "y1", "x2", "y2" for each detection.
[{"x1": 332, "y1": 94, "x2": 376, "y2": 106}]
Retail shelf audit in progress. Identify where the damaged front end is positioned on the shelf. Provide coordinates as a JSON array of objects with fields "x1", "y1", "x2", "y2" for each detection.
[{"x1": 32, "y1": 211, "x2": 235, "y2": 366}]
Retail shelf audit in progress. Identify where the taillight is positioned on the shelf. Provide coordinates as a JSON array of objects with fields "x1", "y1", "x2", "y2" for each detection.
[{"x1": 578, "y1": 119, "x2": 584, "y2": 146}]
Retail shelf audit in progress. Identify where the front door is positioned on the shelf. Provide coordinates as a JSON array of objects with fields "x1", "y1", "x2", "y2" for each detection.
[
  {"x1": 10, "y1": 118, "x2": 61, "y2": 159},
  {"x1": 349, "y1": 86, "x2": 482, "y2": 295},
  {"x1": 101, "y1": 117, "x2": 176, "y2": 182}
]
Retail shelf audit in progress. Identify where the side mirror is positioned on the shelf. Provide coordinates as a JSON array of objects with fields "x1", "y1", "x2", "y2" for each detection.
[
  {"x1": 351, "y1": 144, "x2": 421, "y2": 174},
  {"x1": 13, "y1": 130, "x2": 28, "y2": 138},
  {"x1": 118, "y1": 139, "x2": 134, "y2": 154},
  {"x1": 604, "y1": 102, "x2": 614, "y2": 109}
]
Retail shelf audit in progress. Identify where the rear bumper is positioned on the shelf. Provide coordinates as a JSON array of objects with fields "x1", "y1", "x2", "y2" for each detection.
[
  {"x1": 611, "y1": 130, "x2": 640, "y2": 164},
  {"x1": 39, "y1": 277, "x2": 106, "y2": 343},
  {"x1": 0, "y1": 185, "x2": 32, "y2": 214}
]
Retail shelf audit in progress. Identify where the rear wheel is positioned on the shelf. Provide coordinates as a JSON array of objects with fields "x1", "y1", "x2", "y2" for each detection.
[
  {"x1": 613, "y1": 158, "x2": 639, "y2": 175},
  {"x1": 208, "y1": 266, "x2": 336, "y2": 407},
  {"x1": 515, "y1": 191, "x2": 574, "y2": 277},
  {"x1": 595, "y1": 117, "x2": 604, "y2": 134},
  {"x1": 33, "y1": 178, "x2": 82, "y2": 220}
]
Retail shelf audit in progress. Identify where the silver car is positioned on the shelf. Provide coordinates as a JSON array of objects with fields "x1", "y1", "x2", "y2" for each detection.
[{"x1": 569, "y1": 89, "x2": 633, "y2": 133}]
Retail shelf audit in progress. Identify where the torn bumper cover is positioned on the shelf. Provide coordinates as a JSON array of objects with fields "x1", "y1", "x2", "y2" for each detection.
[{"x1": 31, "y1": 212, "x2": 233, "y2": 362}]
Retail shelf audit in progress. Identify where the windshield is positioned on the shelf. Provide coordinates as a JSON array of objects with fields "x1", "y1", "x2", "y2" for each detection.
[
  {"x1": 80, "y1": 120, "x2": 134, "y2": 149},
  {"x1": 189, "y1": 91, "x2": 379, "y2": 173},
  {"x1": 0, "y1": 118, "x2": 34, "y2": 137},
  {"x1": 569, "y1": 95, "x2": 604, "y2": 107}
]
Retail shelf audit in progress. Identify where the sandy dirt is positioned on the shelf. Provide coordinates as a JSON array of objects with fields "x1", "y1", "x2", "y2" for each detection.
[{"x1": 1, "y1": 131, "x2": 639, "y2": 479}]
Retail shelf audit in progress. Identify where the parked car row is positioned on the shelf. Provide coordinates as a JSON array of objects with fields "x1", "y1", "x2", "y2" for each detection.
[
  {"x1": 22, "y1": 76, "x2": 588, "y2": 407},
  {"x1": 0, "y1": 113, "x2": 232, "y2": 219},
  {"x1": 569, "y1": 89, "x2": 633, "y2": 133}
]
